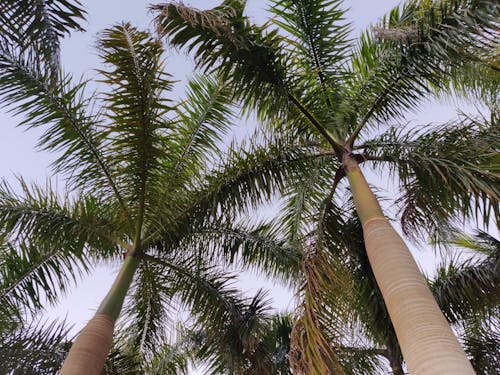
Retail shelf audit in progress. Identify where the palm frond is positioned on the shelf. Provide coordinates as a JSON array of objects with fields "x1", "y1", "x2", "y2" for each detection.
[
  {"x1": 152, "y1": 1, "x2": 290, "y2": 118},
  {"x1": 430, "y1": 231, "x2": 499, "y2": 324},
  {"x1": 290, "y1": 203, "x2": 355, "y2": 375},
  {"x1": 0, "y1": 180, "x2": 121, "y2": 312},
  {"x1": 345, "y1": 0, "x2": 500, "y2": 141},
  {"x1": 143, "y1": 255, "x2": 243, "y2": 331},
  {"x1": 145, "y1": 131, "x2": 321, "y2": 248},
  {"x1": 270, "y1": 0, "x2": 351, "y2": 110},
  {"x1": 278, "y1": 154, "x2": 339, "y2": 242},
  {"x1": 98, "y1": 23, "x2": 174, "y2": 229},
  {"x1": 0, "y1": 179, "x2": 121, "y2": 256},
  {"x1": 0, "y1": 319, "x2": 70, "y2": 375},
  {"x1": 146, "y1": 336, "x2": 191, "y2": 375},
  {"x1": 175, "y1": 219, "x2": 301, "y2": 284},
  {"x1": 170, "y1": 74, "x2": 235, "y2": 174},
  {"x1": 101, "y1": 344, "x2": 143, "y2": 375},
  {"x1": 0, "y1": 0, "x2": 86, "y2": 81},
  {"x1": 121, "y1": 260, "x2": 173, "y2": 363},
  {"x1": 192, "y1": 289, "x2": 274, "y2": 375},
  {"x1": 433, "y1": 61, "x2": 500, "y2": 107},
  {"x1": 0, "y1": 241, "x2": 89, "y2": 315},
  {"x1": 361, "y1": 117, "x2": 500, "y2": 238},
  {"x1": 462, "y1": 319, "x2": 500, "y2": 374},
  {"x1": 0, "y1": 43, "x2": 124, "y2": 202}
]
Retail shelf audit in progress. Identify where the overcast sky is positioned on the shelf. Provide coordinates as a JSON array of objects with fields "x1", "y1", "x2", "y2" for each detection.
[{"x1": 0, "y1": 1, "x2": 482, "y2": 371}]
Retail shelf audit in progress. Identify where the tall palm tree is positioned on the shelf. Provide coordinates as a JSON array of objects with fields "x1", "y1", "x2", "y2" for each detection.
[
  {"x1": 0, "y1": 11, "x2": 304, "y2": 374},
  {"x1": 152, "y1": 0, "x2": 500, "y2": 373}
]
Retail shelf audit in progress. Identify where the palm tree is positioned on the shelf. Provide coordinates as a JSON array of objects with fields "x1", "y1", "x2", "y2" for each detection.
[
  {"x1": 152, "y1": 0, "x2": 500, "y2": 373},
  {"x1": 0, "y1": 9, "x2": 304, "y2": 374}
]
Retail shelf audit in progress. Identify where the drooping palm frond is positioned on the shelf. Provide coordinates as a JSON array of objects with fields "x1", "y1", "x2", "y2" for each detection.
[
  {"x1": 433, "y1": 61, "x2": 500, "y2": 107},
  {"x1": 361, "y1": 117, "x2": 500, "y2": 238},
  {"x1": 0, "y1": 179, "x2": 123, "y2": 313},
  {"x1": 428, "y1": 231, "x2": 500, "y2": 373},
  {"x1": 0, "y1": 0, "x2": 86, "y2": 81},
  {"x1": 174, "y1": 219, "x2": 302, "y2": 283},
  {"x1": 152, "y1": 1, "x2": 291, "y2": 118},
  {"x1": 462, "y1": 319, "x2": 500, "y2": 374},
  {"x1": 121, "y1": 260, "x2": 174, "y2": 364},
  {"x1": 118, "y1": 255, "x2": 242, "y2": 361},
  {"x1": 0, "y1": 319, "x2": 71, "y2": 375},
  {"x1": 430, "y1": 231, "x2": 499, "y2": 324},
  {"x1": 290, "y1": 199, "x2": 356, "y2": 375},
  {"x1": 0, "y1": 241, "x2": 89, "y2": 315},
  {"x1": 278, "y1": 152, "x2": 339, "y2": 242},
  {"x1": 0, "y1": 45, "x2": 125, "y2": 204}
]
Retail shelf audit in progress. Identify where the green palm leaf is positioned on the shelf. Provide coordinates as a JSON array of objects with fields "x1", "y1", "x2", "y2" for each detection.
[
  {"x1": 98, "y1": 23, "x2": 175, "y2": 228},
  {"x1": 345, "y1": 0, "x2": 500, "y2": 143},
  {"x1": 0, "y1": 0, "x2": 86, "y2": 81},
  {"x1": 0, "y1": 179, "x2": 121, "y2": 313},
  {"x1": 430, "y1": 231, "x2": 499, "y2": 324},
  {"x1": 171, "y1": 74, "x2": 235, "y2": 173},
  {"x1": 361, "y1": 117, "x2": 500, "y2": 237},
  {"x1": 0, "y1": 319, "x2": 70, "y2": 375}
]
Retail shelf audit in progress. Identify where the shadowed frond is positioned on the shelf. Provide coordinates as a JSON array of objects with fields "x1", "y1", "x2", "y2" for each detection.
[
  {"x1": 463, "y1": 319, "x2": 500, "y2": 374},
  {"x1": 0, "y1": 319, "x2": 70, "y2": 375},
  {"x1": 430, "y1": 231, "x2": 499, "y2": 324},
  {"x1": 152, "y1": 1, "x2": 290, "y2": 118},
  {"x1": 191, "y1": 288, "x2": 275, "y2": 375},
  {"x1": 145, "y1": 256, "x2": 241, "y2": 328}
]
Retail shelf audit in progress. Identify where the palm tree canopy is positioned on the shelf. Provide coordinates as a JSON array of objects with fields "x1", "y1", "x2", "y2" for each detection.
[
  {"x1": 0, "y1": 18, "x2": 304, "y2": 366},
  {"x1": 152, "y1": 0, "x2": 499, "y2": 234}
]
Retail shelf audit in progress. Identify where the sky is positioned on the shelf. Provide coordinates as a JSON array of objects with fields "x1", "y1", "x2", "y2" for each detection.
[{"x1": 0, "y1": 0, "x2": 485, "y2": 372}]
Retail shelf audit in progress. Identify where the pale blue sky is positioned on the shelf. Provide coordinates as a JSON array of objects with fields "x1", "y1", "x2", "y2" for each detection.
[{"x1": 0, "y1": 1, "x2": 481, "y2": 372}]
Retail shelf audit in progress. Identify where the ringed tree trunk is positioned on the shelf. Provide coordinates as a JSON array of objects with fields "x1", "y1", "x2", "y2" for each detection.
[
  {"x1": 60, "y1": 254, "x2": 140, "y2": 375},
  {"x1": 342, "y1": 154, "x2": 474, "y2": 375}
]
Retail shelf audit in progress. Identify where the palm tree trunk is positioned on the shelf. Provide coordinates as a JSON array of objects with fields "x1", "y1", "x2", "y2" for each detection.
[
  {"x1": 60, "y1": 254, "x2": 139, "y2": 375},
  {"x1": 343, "y1": 154, "x2": 474, "y2": 375}
]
